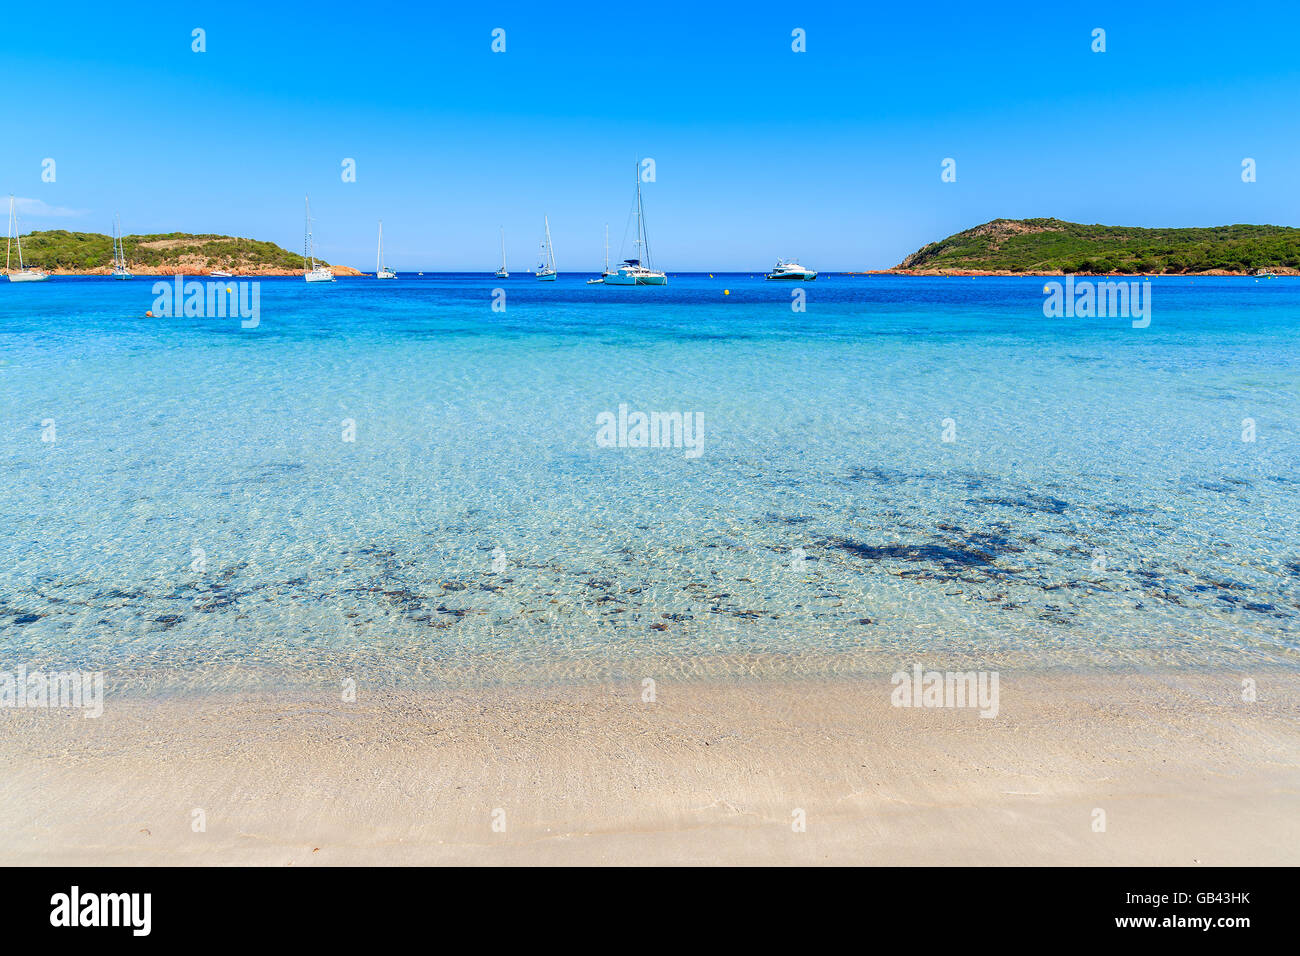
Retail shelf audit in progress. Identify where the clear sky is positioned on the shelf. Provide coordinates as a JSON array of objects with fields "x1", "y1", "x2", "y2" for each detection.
[{"x1": 4, "y1": 1, "x2": 1299, "y2": 271}]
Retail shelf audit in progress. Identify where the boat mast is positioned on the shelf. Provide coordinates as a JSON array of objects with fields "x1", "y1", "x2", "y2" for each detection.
[
  {"x1": 7, "y1": 196, "x2": 13, "y2": 274},
  {"x1": 545, "y1": 216, "x2": 555, "y2": 271},
  {"x1": 633, "y1": 161, "x2": 643, "y2": 264},
  {"x1": 377, "y1": 220, "x2": 383, "y2": 272},
  {"x1": 304, "y1": 196, "x2": 315, "y2": 271},
  {"x1": 637, "y1": 160, "x2": 654, "y2": 271},
  {"x1": 14, "y1": 198, "x2": 26, "y2": 270}
]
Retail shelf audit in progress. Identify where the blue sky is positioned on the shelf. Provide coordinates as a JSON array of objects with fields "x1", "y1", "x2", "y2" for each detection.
[{"x1": 4, "y1": 1, "x2": 1299, "y2": 270}]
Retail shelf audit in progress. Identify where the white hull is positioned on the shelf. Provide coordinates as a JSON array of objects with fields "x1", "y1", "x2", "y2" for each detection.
[
  {"x1": 7, "y1": 270, "x2": 49, "y2": 282},
  {"x1": 377, "y1": 269, "x2": 397, "y2": 279},
  {"x1": 765, "y1": 259, "x2": 817, "y2": 281},
  {"x1": 603, "y1": 268, "x2": 667, "y2": 286},
  {"x1": 305, "y1": 267, "x2": 335, "y2": 282},
  {"x1": 111, "y1": 271, "x2": 132, "y2": 280},
  {"x1": 210, "y1": 270, "x2": 233, "y2": 278}
]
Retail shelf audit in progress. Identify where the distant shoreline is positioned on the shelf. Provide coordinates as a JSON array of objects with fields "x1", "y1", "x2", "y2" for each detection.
[
  {"x1": 872, "y1": 267, "x2": 1296, "y2": 277},
  {"x1": 895, "y1": 217, "x2": 1300, "y2": 275},
  {"x1": 6, "y1": 230, "x2": 365, "y2": 277},
  {"x1": 9, "y1": 268, "x2": 1293, "y2": 279},
  {"x1": 26, "y1": 265, "x2": 366, "y2": 278}
]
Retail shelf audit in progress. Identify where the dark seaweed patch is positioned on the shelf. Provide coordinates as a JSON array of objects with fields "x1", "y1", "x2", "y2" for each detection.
[
  {"x1": 191, "y1": 592, "x2": 238, "y2": 612},
  {"x1": 827, "y1": 539, "x2": 996, "y2": 567},
  {"x1": 765, "y1": 513, "x2": 814, "y2": 525},
  {"x1": 1195, "y1": 482, "x2": 1239, "y2": 494},
  {"x1": 1215, "y1": 594, "x2": 1277, "y2": 612},
  {"x1": 1038, "y1": 609, "x2": 1074, "y2": 625},
  {"x1": 975, "y1": 495, "x2": 1070, "y2": 515}
]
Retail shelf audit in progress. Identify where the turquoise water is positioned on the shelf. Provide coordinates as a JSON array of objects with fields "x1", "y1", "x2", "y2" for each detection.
[{"x1": 1, "y1": 274, "x2": 1297, "y2": 689}]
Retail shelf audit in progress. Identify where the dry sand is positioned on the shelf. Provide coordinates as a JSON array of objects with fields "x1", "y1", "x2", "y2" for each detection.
[{"x1": 2, "y1": 670, "x2": 1297, "y2": 865}]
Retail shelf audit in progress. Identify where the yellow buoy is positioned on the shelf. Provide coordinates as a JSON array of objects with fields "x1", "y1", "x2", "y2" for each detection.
[{"x1": 724, "y1": 289, "x2": 729, "y2": 295}]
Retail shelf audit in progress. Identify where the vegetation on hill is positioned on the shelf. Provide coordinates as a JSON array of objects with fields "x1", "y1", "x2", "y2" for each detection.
[
  {"x1": 4, "y1": 230, "x2": 326, "y2": 271},
  {"x1": 897, "y1": 218, "x2": 1300, "y2": 273}
]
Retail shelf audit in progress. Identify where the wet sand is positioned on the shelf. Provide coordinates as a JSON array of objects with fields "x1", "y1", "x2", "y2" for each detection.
[{"x1": 2, "y1": 670, "x2": 1297, "y2": 865}]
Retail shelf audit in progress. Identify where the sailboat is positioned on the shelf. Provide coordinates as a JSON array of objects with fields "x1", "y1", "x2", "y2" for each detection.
[
  {"x1": 587, "y1": 223, "x2": 614, "y2": 284},
  {"x1": 536, "y1": 216, "x2": 556, "y2": 280},
  {"x1": 495, "y1": 226, "x2": 509, "y2": 278},
  {"x1": 376, "y1": 220, "x2": 396, "y2": 278},
  {"x1": 111, "y1": 214, "x2": 132, "y2": 279},
  {"x1": 303, "y1": 195, "x2": 335, "y2": 282},
  {"x1": 5, "y1": 196, "x2": 50, "y2": 282},
  {"x1": 603, "y1": 161, "x2": 666, "y2": 285}
]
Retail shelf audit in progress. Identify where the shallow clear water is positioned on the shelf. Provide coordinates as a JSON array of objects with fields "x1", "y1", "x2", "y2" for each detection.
[{"x1": 1, "y1": 274, "x2": 1297, "y2": 689}]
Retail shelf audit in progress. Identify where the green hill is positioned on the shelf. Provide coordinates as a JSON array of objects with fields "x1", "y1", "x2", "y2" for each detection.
[
  {"x1": 4, "y1": 230, "x2": 334, "y2": 273},
  {"x1": 896, "y1": 218, "x2": 1300, "y2": 274}
]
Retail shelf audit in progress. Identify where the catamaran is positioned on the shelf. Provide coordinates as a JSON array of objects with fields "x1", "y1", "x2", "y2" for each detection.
[
  {"x1": 496, "y1": 226, "x2": 509, "y2": 278},
  {"x1": 603, "y1": 162, "x2": 666, "y2": 286},
  {"x1": 5, "y1": 196, "x2": 50, "y2": 282},
  {"x1": 765, "y1": 258, "x2": 817, "y2": 281},
  {"x1": 587, "y1": 224, "x2": 614, "y2": 284},
  {"x1": 537, "y1": 216, "x2": 556, "y2": 280},
  {"x1": 111, "y1": 214, "x2": 132, "y2": 279},
  {"x1": 303, "y1": 196, "x2": 335, "y2": 282},
  {"x1": 376, "y1": 220, "x2": 396, "y2": 278}
]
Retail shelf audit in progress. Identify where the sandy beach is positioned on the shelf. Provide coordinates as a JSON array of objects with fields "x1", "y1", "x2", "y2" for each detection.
[{"x1": 2, "y1": 669, "x2": 1296, "y2": 866}]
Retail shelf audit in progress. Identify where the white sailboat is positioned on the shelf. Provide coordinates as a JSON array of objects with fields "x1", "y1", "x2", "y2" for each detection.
[
  {"x1": 111, "y1": 214, "x2": 132, "y2": 279},
  {"x1": 537, "y1": 216, "x2": 556, "y2": 280},
  {"x1": 303, "y1": 196, "x2": 335, "y2": 282},
  {"x1": 5, "y1": 196, "x2": 50, "y2": 282},
  {"x1": 376, "y1": 220, "x2": 396, "y2": 278},
  {"x1": 587, "y1": 223, "x2": 614, "y2": 284},
  {"x1": 603, "y1": 161, "x2": 666, "y2": 286},
  {"x1": 495, "y1": 226, "x2": 509, "y2": 278}
]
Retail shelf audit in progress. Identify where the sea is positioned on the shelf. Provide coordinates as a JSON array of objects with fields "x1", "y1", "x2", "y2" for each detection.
[{"x1": 1, "y1": 273, "x2": 1297, "y2": 692}]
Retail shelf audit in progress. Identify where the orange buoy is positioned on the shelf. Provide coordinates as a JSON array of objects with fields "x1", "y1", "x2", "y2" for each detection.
[{"x1": 146, "y1": 310, "x2": 153, "y2": 317}]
